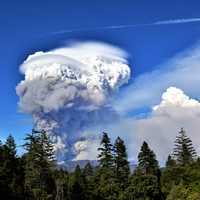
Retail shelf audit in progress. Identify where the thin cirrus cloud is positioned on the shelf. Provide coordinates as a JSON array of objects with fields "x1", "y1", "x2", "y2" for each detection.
[{"x1": 51, "y1": 18, "x2": 200, "y2": 35}]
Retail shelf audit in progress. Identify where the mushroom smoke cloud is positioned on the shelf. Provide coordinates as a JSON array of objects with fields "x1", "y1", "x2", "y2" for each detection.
[{"x1": 16, "y1": 41, "x2": 131, "y2": 162}]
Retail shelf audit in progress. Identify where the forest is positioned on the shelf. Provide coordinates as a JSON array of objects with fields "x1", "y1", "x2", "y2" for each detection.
[{"x1": 0, "y1": 128, "x2": 200, "y2": 200}]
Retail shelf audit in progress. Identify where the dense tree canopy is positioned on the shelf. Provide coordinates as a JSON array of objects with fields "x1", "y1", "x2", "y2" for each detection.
[{"x1": 0, "y1": 128, "x2": 200, "y2": 199}]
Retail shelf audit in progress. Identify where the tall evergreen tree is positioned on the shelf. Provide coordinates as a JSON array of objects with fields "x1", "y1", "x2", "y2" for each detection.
[
  {"x1": 83, "y1": 162, "x2": 93, "y2": 178},
  {"x1": 69, "y1": 165, "x2": 85, "y2": 200},
  {"x1": 0, "y1": 134, "x2": 23, "y2": 199},
  {"x1": 95, "y1": 133, "x2": 119, "y2": 200},
  {"x1": 98, "y1": 132, "x2": 114, "y2": 169},
  {"x1": 121, "y1": 141, "x2": 163, "y2": 200},
  {"x1": 24, "y1": 129, "x2": 55, "y2": 200},
  {"x1": 82, "y1": 162, "x2": 96, "y2": 200},
  {"x1": 4, "y1": 134, "x2": 16, "y2": 156},
  {"x1": 113, "y1": 137, "x2": 130, "y2": 187},
  {"x1": 137, "y1": 141, "x2": 159, "y2": 176},
  {"x1": 173, "y1": 128, "x2": 197, "y2": 165}
]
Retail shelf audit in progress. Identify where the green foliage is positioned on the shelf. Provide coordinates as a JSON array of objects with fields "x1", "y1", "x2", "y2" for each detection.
[
  {"x1": 98, "y1": 132, "x2": 114, "y2": 169},
  {"x1": 120, "y1": 175, "x2": 161, "y2": 200},
  {"x1": 95, "y1": 133, "x2": 120, "y2": 200},
  {"x1": 24, "y1": 129, "x2": 55, "y2": 200},
  {"x1": 82, "y1": 162, "x2": 97, "y2": 200},
  {"x1": 54, "y1": 169, "x2": 69, "y2": 200},
  {"x1": 167, "y1": 182, "x2": 200, "y2": 200},
  {"x1": 0, "y1": 134, "x2": 24, "y2": 199},
  {"x1": 165, "y1": 155, "x2": 176, "y2": 168},
  {"x1": 4, "y1": 134, "x2": 17, "y2": 156},
  {"x1": 113, "y1": 137, "x2": 130, "y2": 188},
  {"x1": 121, "y1": 141, "x2": 163, "y2": 200},
  {"x1": 161, "y1": 159, "x2": 200, "y2": 198},
  {"x1": 161, "y1": 166, "x2": 186, "y2": 197},
  {"x1": 68, "y1": 165, "x2": 86, "y2": 200},
  {"x1": 1, "y1": 129, "x2": 200, "y2": 200},
  {"x1": 137, "y1": 141, "x2": 160, "y2": 176},
  {"x1": 83, "y1": 162, "x2": 93, "y2": 178},
  {"x1": 173, "y1": 128, "x2": 197, "y2": 166},
  {"x1": 93, "y1": 167, "x2": 120, "y2": 200}
]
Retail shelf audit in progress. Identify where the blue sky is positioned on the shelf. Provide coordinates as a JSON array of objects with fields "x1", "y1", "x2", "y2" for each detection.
[{"x1": 1, "y1": 0, "x2": 200, "y2": 152}]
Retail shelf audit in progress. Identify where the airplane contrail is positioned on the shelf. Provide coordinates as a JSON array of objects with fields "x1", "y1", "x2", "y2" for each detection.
[
  {"x1": 154, "y1": 18, "x2": 200, "y2": 25},
  {"x1": 51, "y1": 18, "x2": 200, "y2": 35}
]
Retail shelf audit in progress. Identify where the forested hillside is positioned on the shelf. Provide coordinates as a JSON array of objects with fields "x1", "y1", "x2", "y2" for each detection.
[{"x1": 0, "y1": 128, "x2": 200, "y2": 200}]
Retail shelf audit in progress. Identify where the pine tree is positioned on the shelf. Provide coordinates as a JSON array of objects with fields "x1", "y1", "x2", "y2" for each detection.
[
  {"x1": 173, "y1": 128, "x2": 197, "y2": 165},
  {"x1": 4, "y1": 134, "x2": 16, "y2": 156},
  {"x1": 98, "y1": 132, "x2": 114, "y2": 169},
  {"x1": 39, "y1": 130, "x2": 55, "y2": 168},
  {"x1": 137, "y1": 141, "x2": 159, "y2": 176},
  {"x1": 69, "y1": 165, "x2": 85, "y2": 200},
  {"x1": 0, "y1": 134, "x2": 23, "y2": 199},
  {"x1": 123, "y1": 141, "x2": 163, "y2": 200},
  {"x1": 95, "y1": 133, "x2": 119, "y2": 200},
  {"x1": 82, "y1": 162, "x2": 95, "y2": 200},
  {"x1": 83, "y1": 162, "x2": 93, "y2": 178},
  {"x1": 113, "y1": 137, "x2": 130, "y2": 188},
  {"x1": 74, "y1": 165, "x2": 82, "y2": 179},
  {"x1": 24, "y1": 129, "x2": 55, "y2": 200},
  {"x1": 24, "y1": 129, "x2": 40, "y2": 199}
]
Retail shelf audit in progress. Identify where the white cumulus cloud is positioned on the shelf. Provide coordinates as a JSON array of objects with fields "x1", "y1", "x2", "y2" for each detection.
[
  {"x1": 110, "y1": 87, "x2": 200, "y2": 163},
  {"x1": 115, "y1": 43, "x2": 200, "y2": 114}
]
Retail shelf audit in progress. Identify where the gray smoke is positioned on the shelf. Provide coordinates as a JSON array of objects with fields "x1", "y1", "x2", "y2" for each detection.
[{"x1": 16, "y1": 41, "x2": 131, "y2": 162}]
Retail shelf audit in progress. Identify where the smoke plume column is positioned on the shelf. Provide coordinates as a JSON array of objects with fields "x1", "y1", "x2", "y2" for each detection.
[{"x1": 16, "y1": 41, "x2": 131, "y2": 162}]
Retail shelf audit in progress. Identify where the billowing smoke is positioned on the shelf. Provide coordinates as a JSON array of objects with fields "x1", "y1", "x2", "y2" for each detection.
[{"x1": 16, "y1": 41, "x2": 131, "y2": 162}]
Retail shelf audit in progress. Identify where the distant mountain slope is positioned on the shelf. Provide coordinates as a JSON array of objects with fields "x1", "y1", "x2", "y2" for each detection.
[{"x1": 59, "y1": 160, "x2": 136, "y2": 172}]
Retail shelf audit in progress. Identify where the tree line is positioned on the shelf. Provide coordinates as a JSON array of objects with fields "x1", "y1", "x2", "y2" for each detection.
[{"x1": 0, "y1": 128, "x2": 200, "y2": 199}]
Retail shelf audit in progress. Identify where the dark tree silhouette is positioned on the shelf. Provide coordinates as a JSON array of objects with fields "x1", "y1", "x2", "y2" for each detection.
[{"x1": 113, "y1": 137, "x2": 130, "y2": 188}]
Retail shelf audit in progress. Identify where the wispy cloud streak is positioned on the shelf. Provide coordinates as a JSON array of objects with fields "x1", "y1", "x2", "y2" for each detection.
[
  {"x1": 51, "y1": 18, "x2": 200, "y2": 35},
  {"x1": 154, "y1": 18, "x2": 200, "y2": 25}
]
